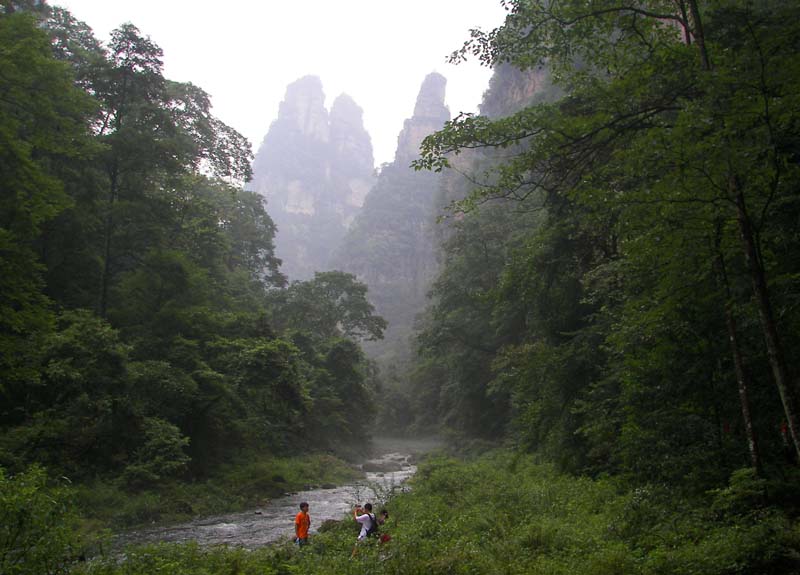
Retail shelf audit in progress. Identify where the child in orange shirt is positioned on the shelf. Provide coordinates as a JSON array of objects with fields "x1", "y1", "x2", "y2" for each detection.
[{"x1": 294, "y1": 502, "x2": 310, "y2": 545}]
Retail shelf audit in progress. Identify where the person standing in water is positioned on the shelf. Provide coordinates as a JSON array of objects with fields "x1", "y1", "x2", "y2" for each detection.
[{"x1": 294, "y1": 502, "x2": 311, "y2": 546}]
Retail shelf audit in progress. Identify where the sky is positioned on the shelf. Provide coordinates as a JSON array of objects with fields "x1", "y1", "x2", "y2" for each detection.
[{"x1": 53, "y1": 0, "x2": 508, "y2": 167}]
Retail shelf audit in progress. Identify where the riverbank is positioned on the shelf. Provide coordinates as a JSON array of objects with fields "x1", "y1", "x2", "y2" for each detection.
[
  {"x1": 74, "y1": 452, "x2": 362, "y2": 536},
  {"x1": 113, "y1": 446, "x2": 423, "y2": 549},
  {"x1": 79, "y1": 436, "x2": 444, "y2": 544},
  {"x1": 72, "y1": 449, "x2": 799, "y2": 575}
]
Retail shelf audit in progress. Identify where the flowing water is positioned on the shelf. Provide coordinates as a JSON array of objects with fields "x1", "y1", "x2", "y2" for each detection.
[{"x1": 115, "y1": 437, "x2": 441, "y2": 549}]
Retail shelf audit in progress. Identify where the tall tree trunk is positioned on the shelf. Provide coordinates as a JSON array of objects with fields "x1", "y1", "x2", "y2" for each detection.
[
  {"x1": 692, "y1": 0, "x2": 796, "y2": 463},
  {"x1": 677, "y1": 0, "x2": 692, "y2": 46},
  {"x1": 99, "y1": 161, "x2": 118, "y2": 318},
  {"x1": 732, "y1": 177, "x2": 800, "y2": 461},
  {"x1": 98, "y1": 72, "x2": 128, "y2": 318},
  {"x1": 713, "y1": 227, "x2": 761, "y2": 472},
  {"x1": 687, "y1": 0, "x2": 711, "y2": 70}
]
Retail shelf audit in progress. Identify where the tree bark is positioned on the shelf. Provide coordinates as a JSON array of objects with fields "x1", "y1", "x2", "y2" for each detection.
[
  {"x1": 687, "y1": 0, "x2": 711, "y2": 70},
  {"x1": 98, "y1": 71, "x2": 129, "y2": 318},
  {"x1": 733, "y1": 177, "x2": 800, "y2": 461},
  {"x1": 98, "y1": 161, "x2": 118, "y2": 318},
  {"x1": 713, "y1": 230, "x2": 761, "y2": 472}
]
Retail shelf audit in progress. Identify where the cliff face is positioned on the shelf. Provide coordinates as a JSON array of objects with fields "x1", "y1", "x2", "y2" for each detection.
[
  {"x1": 330, "y1": 94, "x2": 374, "y2": 223},
  {"x1": 480, "y1": 63, "x2": 552, "y2": 118},
  {"x1": 393, "y1": 72, "x2": 451, "y2": 165},
  {"x1": 250, "y1": 76, "x2": 375, "y2": 280},
  {"x1": 332, "y1": 72, "x2": 451, "y2": 364}
]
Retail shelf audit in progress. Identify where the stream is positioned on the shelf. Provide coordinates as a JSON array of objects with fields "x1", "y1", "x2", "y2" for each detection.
[{"x1": 115, "y1": 437, "x2": 441, "y2": 549}]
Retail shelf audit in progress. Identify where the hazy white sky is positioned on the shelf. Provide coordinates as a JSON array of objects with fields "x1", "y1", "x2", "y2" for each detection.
[{"x1": 53, "y1": 1, "x2": 507, "y2": 167}]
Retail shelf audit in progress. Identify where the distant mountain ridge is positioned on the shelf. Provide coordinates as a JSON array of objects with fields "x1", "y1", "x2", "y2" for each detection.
[
  {"x1": 249, "y1": 75, "x2": 375, "y2": 280},
  {"x1": 331, "y1": 72, "x2": 451, "y2": 365},
  {"x1": 250, "y1": 72, "x2": 455, "y2": 368}
]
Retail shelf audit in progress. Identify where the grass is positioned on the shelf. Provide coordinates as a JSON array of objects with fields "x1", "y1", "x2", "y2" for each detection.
[
  {"x1": 73, "y1": 453, "x2": 362, "y2": 529},
  {"x1": 70, "y1": 450, "x2": 800, "y2": 575}
]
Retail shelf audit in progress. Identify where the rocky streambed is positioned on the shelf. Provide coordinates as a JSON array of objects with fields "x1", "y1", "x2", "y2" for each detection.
[{"x1": 115, "y1": 438, "x2": 439, "y2": 549}]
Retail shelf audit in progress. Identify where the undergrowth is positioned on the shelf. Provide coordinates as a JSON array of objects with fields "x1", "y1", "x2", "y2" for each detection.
[
  {"x1": 9, "y1": 450, "x2": 800, "y2": 574},
  {"x1": 73, "y1": 453, "x2": 361, "y2": 528}
]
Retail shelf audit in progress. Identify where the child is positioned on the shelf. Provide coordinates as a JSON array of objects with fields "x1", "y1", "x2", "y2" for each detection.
[{"x1": 294, "y1": 502, "x2": 310, "y2": 545}]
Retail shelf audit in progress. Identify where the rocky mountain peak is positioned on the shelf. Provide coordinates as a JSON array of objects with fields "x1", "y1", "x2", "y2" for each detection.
[
  {"x1": 250, "y1": 77, "x2": 375, "y2": 281},
  {"x1": 277, "y1": 75, "x2": 329, "y2": 142},
  {"x1": 330, "y1": 93, "x2": 363, "y2": 128},
  {"x1": 331, "y1": 93, "x2": 374, "y2": 175},
  {"x1": 394, "y1": 72, "x2": 450, "y2": 164},
  {"x1": 413, "y1": 72, "x2": 448, "y2": 119}
]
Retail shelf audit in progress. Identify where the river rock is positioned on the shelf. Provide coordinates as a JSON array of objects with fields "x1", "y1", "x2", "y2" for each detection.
[{"x1": 362, "y1": 461, "x2": 403, "y2": 473}]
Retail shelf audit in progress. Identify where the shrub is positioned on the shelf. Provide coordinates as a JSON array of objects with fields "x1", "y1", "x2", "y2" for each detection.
[
  {"x1": 0, "y1": 465, "x2": 83, "y2": 575},
  {"x1": 122, "y1": 418, "x2": 191, "y2": 490}
]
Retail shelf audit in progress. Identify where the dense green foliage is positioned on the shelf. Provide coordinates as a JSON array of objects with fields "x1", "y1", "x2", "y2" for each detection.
[
  {"x1": 0, "y1": 454, "x2": 359, "y2": 574},
  {"x1": 0, "y1": 4, "x2": 385, "y2": 490},
  {"x1": 72, "y1": 453, "x2": 360, "y2": 528},
  {"x1": 3, "y1": 0, "x2": 800, "y2": 571},
  {"x1": 411, "y1": 0, "x2": 800, "y2": 493},
  {"x1": 0, "y1": 465, "x2": 82, "y2": 575},
  {"x1": 332, "y1": 161, "x2": 444, "y2": 426},
  {"x1": 66, "y1": 452, "x2": 800, "y2": 574}
]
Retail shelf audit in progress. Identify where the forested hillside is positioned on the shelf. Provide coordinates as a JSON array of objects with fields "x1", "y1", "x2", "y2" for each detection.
[
  {"x1": 331, "y1": 74, "x2": 452, "y2": 427},
  {"x1": 412, "y1": 0, "x2": 800, "y2": 489},
  {"x1": 3, "y1": 0, "x2": 800, "y2": 573},
  {"x1": 0, "y1": 3, "x2": 384, "y2": 487}
]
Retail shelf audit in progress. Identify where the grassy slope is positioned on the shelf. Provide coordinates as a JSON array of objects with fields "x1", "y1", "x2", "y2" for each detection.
[
  {"x1": 75, "y1": 453, "x2": 362, "y2": 531},
  {"x1": 74, "y1": 450, "x2": 800, "y2": 575}
]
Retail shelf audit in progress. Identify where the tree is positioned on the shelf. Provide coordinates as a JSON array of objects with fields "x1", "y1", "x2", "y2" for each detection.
[
  {"x1": 121, "y1": 417, "x2": 191, "y2": 488},
  {"x1": 0, "y1": 12, "x2": 94, "y2": 401},
  {"x1": 319, "y1": 338, "x2": 373, "y2": 443},
  {"x1": 84, "y1": 23, "x2": 253, "y2": 316},
  {"x1": 0, "y1": 465, "x2": 82, "y2": 575},
  {"x1": 416, "y1": 0, "x2": 800, "y2": 478},
  {"x1": 412, "y1": 201, "x2": 520, "y2": 438},
  {"x1": 271, "y1": 271, "x2": 387, "y2": 342},
  {"x1": 1, "y1": 4, "x2": 385, "y2": 480},
  {"x1": 219, "y1": 187, "x2": 285, "y2": 287},
  {"x1": 0, "y1": 310, "x2": 131, "y2": 477}
]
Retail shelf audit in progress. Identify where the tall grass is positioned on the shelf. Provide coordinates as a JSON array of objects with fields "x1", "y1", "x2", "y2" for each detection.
[
  {"x1": 74, "y1": 453, "x2": 361, "y2": 528},
  {"x1": 73, "y1": 450, "x2": 800, "y2": 574}
]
